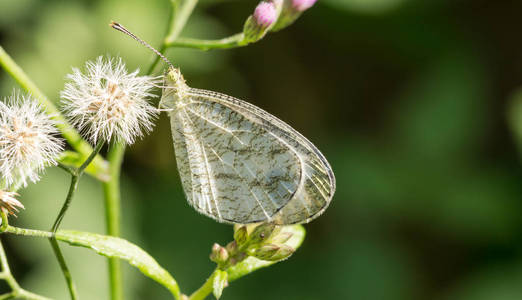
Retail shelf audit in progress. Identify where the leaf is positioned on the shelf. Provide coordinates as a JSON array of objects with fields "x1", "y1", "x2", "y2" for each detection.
[
  {"x1": 226, "y1": 225, "x2": 305, "y2": 282},
  {"x1": 56, "y1": 230, "x2": 180, "y2": 299},
  {"x1": 212, "y1": 270, "x2": 228, "y2": 299}
]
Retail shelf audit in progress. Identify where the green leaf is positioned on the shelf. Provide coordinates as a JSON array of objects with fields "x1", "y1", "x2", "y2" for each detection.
[
  {"x1": 55, "y1": 230, "x2": 180, "y2": 299},
  {"x1": 227, "y1": 225, "x2": 305, "y2": 282},
  {"x1": 212, "y1": 270, "x2": 228, "y2": 299}
]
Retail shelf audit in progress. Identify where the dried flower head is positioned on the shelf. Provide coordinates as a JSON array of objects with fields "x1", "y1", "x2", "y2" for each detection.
[
  {"x1": 0, "y1": 92, "x2": 63, "y2": 187},
  {"x1": 61, "y1": 56, "x2": 159, "y2": 145},
  {"x1": 0, "y1": 190, "x2": 24, "y2": 216}
]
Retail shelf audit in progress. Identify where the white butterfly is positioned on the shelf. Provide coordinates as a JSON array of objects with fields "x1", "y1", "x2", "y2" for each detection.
[{"x1": 111, "y1": 22, "x2": 335, "y2": 225}]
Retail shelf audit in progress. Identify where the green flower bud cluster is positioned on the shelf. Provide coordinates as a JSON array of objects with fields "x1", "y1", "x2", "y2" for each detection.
[
  {"x1": 239, "y1": 223, "x2": 295, "y2": 261},
  {"x1": 210, "y1": 223, "x2": 297, "y2": 271}
]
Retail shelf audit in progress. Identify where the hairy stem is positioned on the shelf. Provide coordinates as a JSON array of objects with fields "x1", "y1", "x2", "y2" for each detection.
[
  {"x1": 3, "y1": 226, "x2": 52, "y2": 238},
  {"x1": 0, "y1": 46, "x2": 108, "y2": 181},
  {"x1": 102, "y1": 142, "x2": 125, "y2": 300}
]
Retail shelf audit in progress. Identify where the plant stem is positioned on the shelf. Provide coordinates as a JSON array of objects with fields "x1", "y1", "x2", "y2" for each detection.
[
  {"x1": 3, "y1": 226, "x2": 52, "y2": 238},
  {"x1": 188, "y1": 269, "x2": 218, "y2": 300},
  {"x1": 148, "y1": 0, "x2": 199, "y2": 73},
  {"x1": 51, "y1": 140, "x2": 105, "y2": 233},
  {"x1": 49, "y1": 174, "x2": 79, "y2": 300},
  {"x1": 102, "y1": 142, "x2": 125, "y2": 300},
  {"x1": 51, "y1": 176, "x2": 80, "y2": 233},
  {"x1": 0, "y1": 211, "x2": 8, "y2": 233},
  {"x1": 0, "y1": 46, "x2": 108, "y2": 181},
  {"x1": 47, "y1": 140, "x2": 104, "y2": 300},
  {"x1": 0, "y1": 239, "x2": 51, "y2": 300},
  {"x1": 165, "y1": 34, "x2": 245, "y2": 51},
  {"x1": 165, "y1": 0, "x2": 199, "y2": 44},
  {"x1": 49, "y1": 239, "x2": 78, "y2": 300}
]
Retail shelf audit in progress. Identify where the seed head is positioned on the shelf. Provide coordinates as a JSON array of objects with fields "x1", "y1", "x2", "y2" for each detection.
[
  {"x1": 61, "y1": 56, "x2": 159, "y2": 145},
  {"x1": 0, "y1": 190, "x2": 24, "y2": 216},
  {"x1": 0, "y1": 92, "x2": 63, "y2": 187}
]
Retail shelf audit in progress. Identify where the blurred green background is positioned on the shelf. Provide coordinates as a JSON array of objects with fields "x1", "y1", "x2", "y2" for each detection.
[{"x1": 2, "y1": 0, "x2": 522, "y2": 299}]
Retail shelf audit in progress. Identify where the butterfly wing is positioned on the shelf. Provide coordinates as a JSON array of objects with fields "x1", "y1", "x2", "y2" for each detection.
[{"x1": 169, "y1": 88, "x2": 335, "y2": 224}]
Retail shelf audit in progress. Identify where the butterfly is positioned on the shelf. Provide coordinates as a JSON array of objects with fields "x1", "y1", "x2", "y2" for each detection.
[{"x1": 111, "y1": 22, "x2": 335, "y2": 225}]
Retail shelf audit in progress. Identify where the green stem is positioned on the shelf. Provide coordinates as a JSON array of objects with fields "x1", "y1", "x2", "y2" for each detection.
[
  {"x1": 51, "y1": 176, "x2": 79, "y2": 233},
  {"x1": 0, "y1": 211, "x2": 8, "y2": 233},
  {"x1": 148, "y1": 0, "x2": 199, "y2": 73},
  {"x1": 0, "y1": 238, "x2": 52, "y2": 298},
  {"x1": 165, "y1": 33, "x2": 245, "y2": 51},
  {"x1": 51, "y1": 140, "x2": 105, "y2": 233},
  {"x1": 165, "y1": 0, "x2": 199, "y2": 44},
  {"x1": 188, "y1": 269, "x2": 218, "y2": 300},
  {"x1": 0, "y1": 240, "x2": 18, "y2": 289},
  {"x1": 48, "y1": 140, "x2": 104, "y2": 299},
  {"x1": 3, "y1": 226, "x2": 52, "y2": 238},
  {"x1": 48, "y1": 239, "x2": 78, "y2": 300},
  {"x1": 0, "y1": 240, "x2": 52, "y2": 300},
  {"x1": 0, "y1": 46, "x2": 108, "y2": 181},
  {"x1": 102, "y1": 142, "x2": 125, "y2": 300}
]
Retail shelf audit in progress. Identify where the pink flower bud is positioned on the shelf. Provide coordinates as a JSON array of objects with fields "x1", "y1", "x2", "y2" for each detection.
[
  {"x1": 254, "y1": 1, "x2": 277, "y2": 27},
  {"x1": 292, "y1": 0, "x2": 317, "y2": 11}
]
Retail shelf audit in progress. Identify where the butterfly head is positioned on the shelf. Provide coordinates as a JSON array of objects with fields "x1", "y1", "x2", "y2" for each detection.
[{"x1": 159, "y1": 67, "x2": 190, "y2": 110}]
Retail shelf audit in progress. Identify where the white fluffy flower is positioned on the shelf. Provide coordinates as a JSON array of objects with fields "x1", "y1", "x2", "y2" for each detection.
[
  {"x1": 61, "y1": 56, "x2": 159, "y2": 145},
  {"x1": 0, "y1": 190, "x2": 24, "y2": 216},
  {"x1": 0, "y1": 93, "x2": 63, "y2": 187}
]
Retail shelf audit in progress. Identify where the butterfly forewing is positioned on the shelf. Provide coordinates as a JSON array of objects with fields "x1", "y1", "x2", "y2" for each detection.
[
  {"x1": 168, "y1": 87, "x2": 335, "y2": 224},
  {"x1": 170, "y1": 93, "x2": 302, "y2": 223}
]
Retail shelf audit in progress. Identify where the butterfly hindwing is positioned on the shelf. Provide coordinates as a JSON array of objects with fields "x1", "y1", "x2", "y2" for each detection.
[
  {"x1": 189, "y1": 89, "x2": 336, "y2": 224},
  {"x1": 168, "y1": 87, "x2": 335, "y2": 225}
]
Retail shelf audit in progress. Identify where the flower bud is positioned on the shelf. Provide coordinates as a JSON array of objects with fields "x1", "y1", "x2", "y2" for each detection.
[
  {"x1": 233, "y1": 225, "x2": 248, "y2": 246},
  {"x1": 250, "y1": 244, "x2": 280, "y2": 260},
  {"x1": 268, "y1": 231, "x2": 293, "y2": 244},
  {"x1": 210, "y1": 243, "x2": 229, "y2": 264},
  {"x1": 292, "y1": 0, "x2": 317, "y2": 11},
  {"x1": 243, "y1": 1, "x2": 277, "y2": 43},
  {"x1": 248, "y1": 223, "x2": 277, "y2": 245},
  {"x1": 267, "y1": 244, "x2": 295, "y2": 261},
  {"x1": 225, "y1": 241, "x2": 238, "y2": 254},
  {"x1": 271, "y1": 0, "x2": 317, "y2": 31}
]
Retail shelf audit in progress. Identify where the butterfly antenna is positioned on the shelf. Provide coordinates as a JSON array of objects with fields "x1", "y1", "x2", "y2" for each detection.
[{"x1": 110, "y1": 21, "x2": 174, "y2": 69}]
